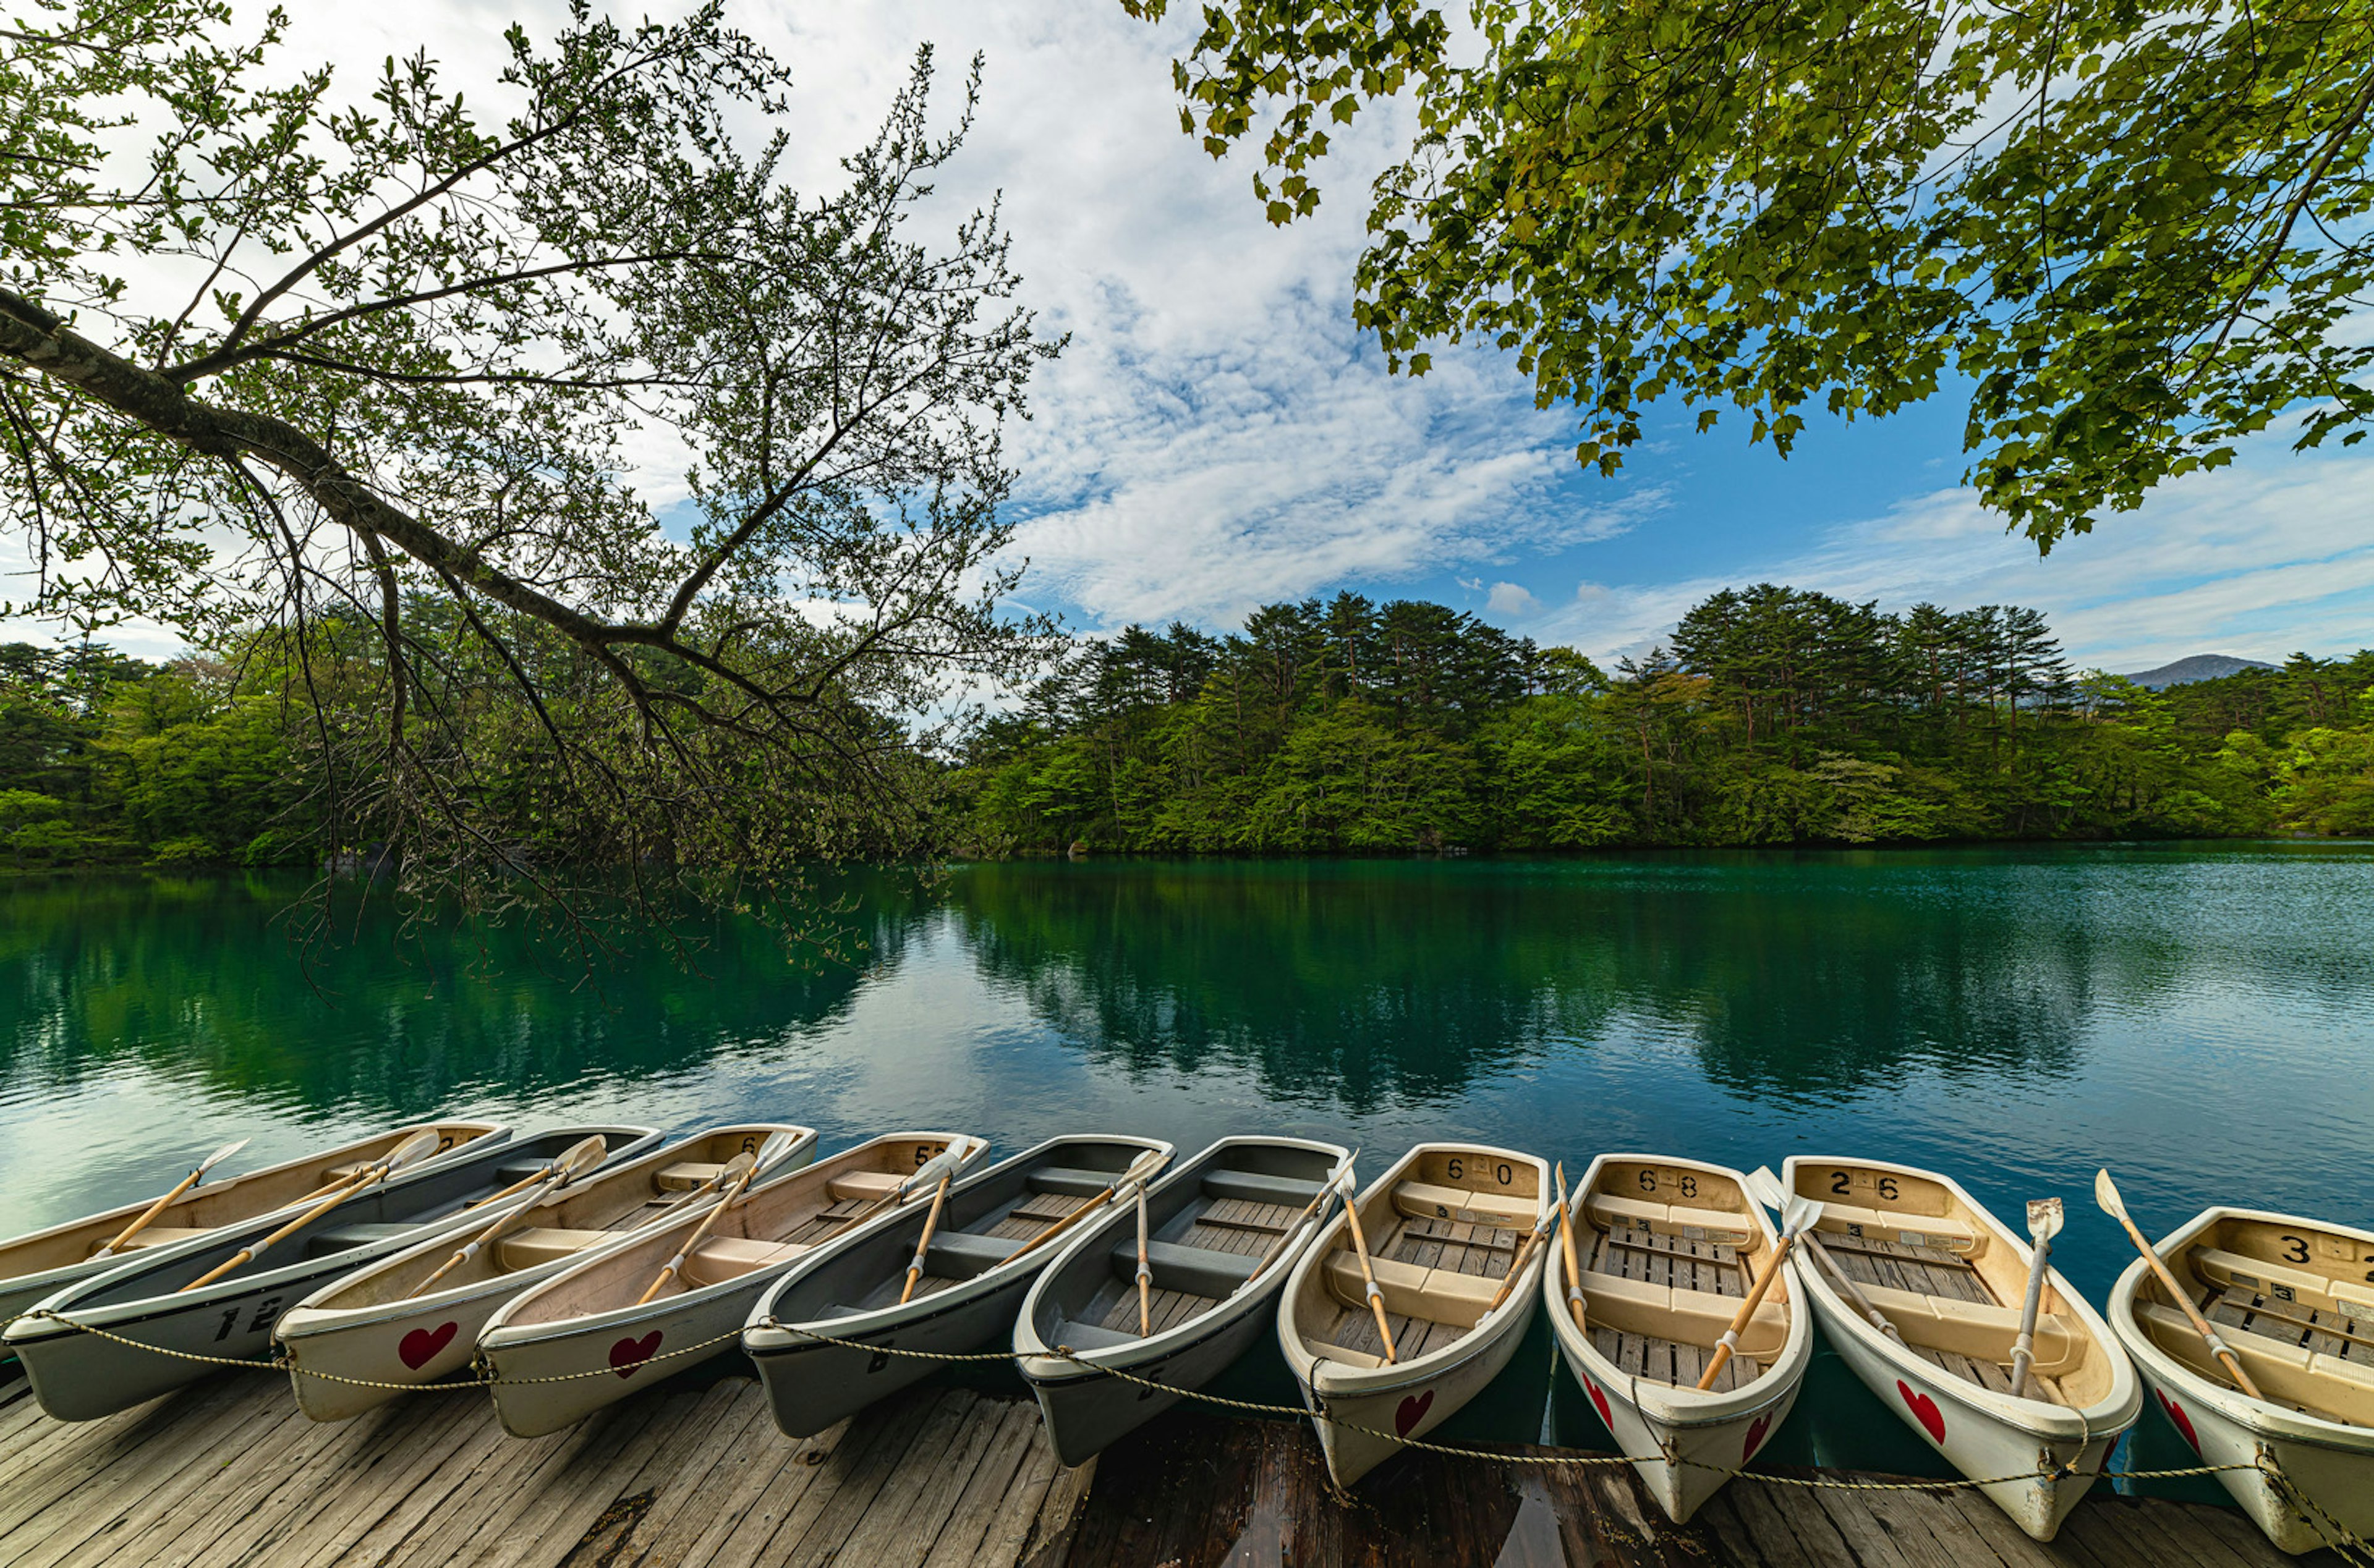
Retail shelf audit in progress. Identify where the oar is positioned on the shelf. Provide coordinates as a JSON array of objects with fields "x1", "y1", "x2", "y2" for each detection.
[
  {"x1": 466, "y1": 1137, "x2": 616, "y2": 1211},
  {"x1": 1486, "y1": 1206, "x2": 1557, "y2": 1313},
  {"x1": 1240, "y1": 1150, "x2": 1354, "y2": 1290},
  {"x1": 1553, "y1": 1163, "x2": 1586, "y2": 1331},
  {"x1": 897, "y1": 1171, "x2": 954, "y2": 1305},
  {"x1": 1745, "y1": 1167, "x2": 1902, "y2": 1346},
  {"x1": 1134, "y1": 1182, "x2": 1152, "y2": 1336},
  {"x1": 635, "y1": 1151, "x2": 762, "y2": 1306},
  {"x1": 1338, "y1": 1172, "x2": 1399, "y2": 1365},
  {"x1": 403, "y1": 1135, "x2": 609, "y2": 1299},
  {"x1": 2008, "y1": 1197, "x2": 2064, "y2": 1399},
  {"x1": 1006, "y1": 1148, "x2": 1170, "y2": 1265},
  {"x1": 179, "y1": 1130, "x2": 440, "y2": 1292},
  {"x1": 2096, "y1": 1168, "x2": 2263, "y2": 1399},
  {"x1": 92, "y1": 1139, "x2": 250, "y2": 1258},
  {"x1": 1698, "y1": 1172, "x2": 1807, "y2": 1391},
  {"x1": 853, "y1": 1138, "x2": 982, "y2": 1228}
]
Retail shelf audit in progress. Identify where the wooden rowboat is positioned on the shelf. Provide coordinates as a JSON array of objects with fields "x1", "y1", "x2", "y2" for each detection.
[
  {"x1": 273, "y1": 1122, "x2": 817, "y2": 1421},
  {"x1": 0, "y1": 1119, "x2": 505, "y2": 1351},
  {"x1": 744, "y1": 1134, "x2": 1173, "y2": 1441},
  {"x1": 1277, "y1": 1141, "x2": 1552, "y2": 1489},
  {"x1": 2107, "y1": 1203, "x2": 2374, "y2": 1554},
  {"x1": 1783, "y1": 1156, "x2": 2139, "y2": 1540},
  {"x1": 6, "y1": 1125, "x2": 660, "y2": 1422},
  {"x1": 1016, "y1": 1135, "x2": 1347, "y2": 1466},
  {"x1": 1548, "y1": 1153, "x2": 1811, "y2": 1523},
  {"x1": 479, "y1": 1132, "x2": 988, "y2": 1437}
]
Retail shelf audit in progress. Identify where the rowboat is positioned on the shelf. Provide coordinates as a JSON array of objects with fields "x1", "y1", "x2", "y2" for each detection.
[
  {"x1": 1277, "y1": 1141, "x2": 1552, "y2": 1489},
  {"x1": 1016, "y1": 1135, "x2": 1347, "y2": 1465},
  {"x1": 4, "y1": 1124, "x2": 658, "y2": 1421},
  {"x1": 274, "y1": 1123, "x2": 817, "y2": 1420},
  {"x1": 480, "y1": 1132, "x2": 989, "y2": 1437},
  {"x1": 745, "y1": 1134, "x2": 1173, "y2": 1440},
  {"x1": 0, "y1": 1119, "x2": 505, "y2": 1349},
  {"x1": 1782, "y1": 1156, "x2": 2138, "y2": 1540},
  {"x1": 2106, "y1": 1203, "x2": 2374, "y2": 1553},
  {"x1": 1547, "y1": 1153, "x2": 1810, "y2": 1522}
]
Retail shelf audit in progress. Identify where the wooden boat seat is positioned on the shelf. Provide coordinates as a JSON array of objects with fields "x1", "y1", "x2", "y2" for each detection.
[
  {"x1": 493, "y1": 1160, "x2": 556, "y2": 1185},
  {"x1": 1323, "y1": 1251, "x2": 1501, "y2": 1329},
  {"x1": 1026, "y1": 1167, "x2": 1121, "y2": 1198},
  {"x1": 1578, "y1": 1267, "x2": 1790, "y2": 1359},
  {"x1": 925, "y1": 1231, "x2": 1027, "y2": 1280},
  {"x1": 1390, "y1": 1181, "x2": 1535, "y2": 1226},
  {"x1": 1202, "y1": 1170, "x2": 1323, "y2": 1206},
  {"x1": 1583, "y1": 1193, "x2": 1755, "y2": 1244},
  {"x1": 1044, "y1": 1318, "x2": 1139, "y2": 1355},
  {"x1": 307, "y1": 1222, "x2": 421, "y2": 1254},
  {"x1": 826, "y1": 1170, "x2": 906, "y2": 1203},
  {"x1": 1849, "y1": 1280, "x2": 2082, "y2": 1370},
  {"x1": 1810, "y1": 1206, "x2": 1978, "y2": 1253},
  {"x1": 679, "y1": 1236, "x2": 808, "y2": 1286},
  {"x1": 2137, "y1": 1302, "x2": 2374, "y2": 1425},
  {"x1": 103, "y1": 1224, "x2": 213, "y2": 1252},
  {"x1": 1309, "y1": 1339, "x2": 1387, "y2": 1371},
  {"x1": 1108, "y1": 1239, "x2": 1261, "y2": 1297},
  {"x1": 656, "y1": 1161, "x2": 726, "y2": 1192},
  {"x1": 2189, "y1": 1247, "x2": 2374, "y2": 1317},
  {"x1": 495, "y1": 1227, "x2": 613, "y2": 1269}
]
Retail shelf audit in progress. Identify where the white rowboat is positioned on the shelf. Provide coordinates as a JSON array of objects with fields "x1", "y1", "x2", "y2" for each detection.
[
  {"x1": 2106, "y1": 1203, "x2": 2374, "y2": 1554},
  {"x1": 745, "y1": 1134, "x2": 1173, "y2": 1441},
  {"x1": 1277, "y1": 1141, "x2": 1552, "y2": 1489},
  {"x1": 0, "y1": 1119, "x2": 505, "y2": 1350},
  {"x1": 480, "y1": 1132, "x2": 987, "y2": 1437},
  {"x1": 1782, "y1": 1156, "x2": 2140, "y2": 1541},
  {"x1": 274, "y1": 1122, "x2": 817, "y2": 1420},
  {"x1": 1549, "y1": 1153, "x2": 1811, "y2": 1524},
  {"x1": 1016, "y1": 1135, "x2": 1347, "y2": 1466}
]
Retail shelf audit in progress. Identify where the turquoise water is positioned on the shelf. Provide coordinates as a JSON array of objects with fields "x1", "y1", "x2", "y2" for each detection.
[{"x1": 4, "y1": 846, "x2": 2370, "y2": 1486}]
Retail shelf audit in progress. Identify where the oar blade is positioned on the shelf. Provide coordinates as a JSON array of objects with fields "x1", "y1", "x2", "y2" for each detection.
[
  {"x1": 1743, "y1": 1166, "x2": 1787, "y2": 1213},
  {"x1": 554, "y1": 1134, "x2": 608, "y2": 1183},
  {"x1": 2027, "y1": 1197, "x2": 2064, "y2": 1242},
  {"x1": 2093, "y1": 1168, "x2": 2125, "y2": 1221},
  {"x1": 197, "y1": 1138, "x2": 251, "y2": 1177},
  {"x1": 386, "y1": 1129, "x2": 443, "y2": 1173}
]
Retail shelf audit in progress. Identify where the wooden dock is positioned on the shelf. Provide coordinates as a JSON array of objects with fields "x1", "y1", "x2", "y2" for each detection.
[{"x1": 0, "y1": 1370, "x2": 2346, "y2": 1567}]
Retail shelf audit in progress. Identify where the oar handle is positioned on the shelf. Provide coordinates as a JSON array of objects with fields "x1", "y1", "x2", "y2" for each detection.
[
  {"x1": 1134, "y1": 1184, "x2": 1152, "y2": 1337},
  {"x1": 95, "y1": 1166, "x2": 208, "y2": 1258},
  {"x1": 2008, "y1": 1234, "x2": 2054, "y2": 1399},
  {"x1": 179, "y1": 1160, "x2": 396, "y2": 1292},
  {"x1": 2111, "y1": 1208, "x2": 2264, "y2": 1400},
  {"x1": 898, "y1": 1173, "x2": 953, "y2": 1305},
  {"x1": 1340, "y1": 1191, "x2": 1398, "y2": 1365},
  {"x1": 1485, "y1": 1211, "x2": 1555, "y2": 1313},
  {"x1": 1698, "y1": 1231, "x2": 1794, "y2": 1391}
]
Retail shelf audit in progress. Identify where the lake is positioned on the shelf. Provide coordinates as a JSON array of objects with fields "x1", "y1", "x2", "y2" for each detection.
[{"x1": 4, "y1": 845, "x2": 2370, "y2": 1489}]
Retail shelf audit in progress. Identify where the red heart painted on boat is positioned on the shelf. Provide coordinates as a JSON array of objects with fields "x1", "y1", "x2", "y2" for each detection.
[
  {"x1": 1742, "y1": 1413, "x2": 1772, "y2": 1464},
  {"x1": 398, "y1": 1321, "x2": 459, "y2": 1371},
  {"x1": 2158, "y1": 1389, "x2": 2200, "y2": 1453},
  {"x1": 610, "y1": 1331, "x2": 663, "y2": 1378},
  {"x1": 1394, "y1": 1389, "x2": 1434, "y2": 1437},
  {"x1": 1897, "y1": 1381, "x2": 1946, "y2": 1445},
  {"x1": 1583, "y1": 1375, "x2": 1612, "y2": 1431}
]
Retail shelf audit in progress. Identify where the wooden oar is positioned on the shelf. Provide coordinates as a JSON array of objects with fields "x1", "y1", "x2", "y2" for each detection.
[
  {"x1": 1134, "y1": 1182, "x2": 1152, "y2": 1336},
  {"x1": 1240, "y1": 1151, "x2": 1354, "y2": 1290},
  {"x1": 1339, "y1": 1178, "x2": 1399, "y2": 1365},
  {"x1": 179, "y1": 1130, "x2": 440, "y2": 1292},
  {"x1": 2096, "y1": 1168, "x2": 2263, "y2": 1399},
  {"x1": 1745, "y1": 1168, "x2": 1902, "y2": 1346},
  {"x1": 2008, "y1": 1197, "x2": 2064, "y2": 1399},
  {"x1": 897, "y1": 1172, "x2": 954, "y2": 1305},
  {"x1": 1006, "y1": 1148, "x2": 1170, "y2": 1265},
  {"x1": 1486, "y1": 1206, "x2": 1557, "y2": 1313},
  {"x1": 1697, "y1": 1176, "x2": 1805, "y2": 1391},
  {"x1": 853, "y1": 1138, "x2": 983, "y2": 1227},
  {"x1": 1553, "y1": 1163, "x2": 1586, "y2": 1331},
  {"x1": 635, "y1": 1150, "x2": 762, "y2": 1306},
  {"x1": 403, "y1": 1135, "x2": 608, "y2": 1299},
  {"x1": 465, "y1": 1138, "x2": 613, "y2": 1211},
  {"x1": 92, "y1": 1139, "x2": 249, "y2": 1258}
]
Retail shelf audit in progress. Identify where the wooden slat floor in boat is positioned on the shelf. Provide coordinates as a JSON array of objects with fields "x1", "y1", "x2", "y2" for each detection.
[
  {"x1": 1588, "y1": 1227, "x2": 1747, "y2": 1296},
  {"x1": 1589, "y1": 1323, "x2": 1753, "y2": 1392},
  {"x1": 1183, "y1": 1197, "x2": 1300, "y2": 1257},
  {"x1": 1826, "y1": 1231, "x2": 1994, "y2": 1305},
  {"x1": 2204, "y1": 1284, "x2": 2367, "y2": 1361},
  {"x1": 1911, "y1": 1344, "x2": 2069, "y2": 1405},
  {"x1": 777, "y1": 1198, "x2": 871, "y2": 1247},
  {"x1": 1097, "y1": 1284, "x2": 1207, "y2": 1336},
  {"x1": 1309, "y1": 1211, "x2": 1517, "y2": 1363}
]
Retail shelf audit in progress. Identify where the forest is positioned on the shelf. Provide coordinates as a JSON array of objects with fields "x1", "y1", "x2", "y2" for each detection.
[{"x1": 3, "y1": 585, "x2": 2370, "y2": 868}]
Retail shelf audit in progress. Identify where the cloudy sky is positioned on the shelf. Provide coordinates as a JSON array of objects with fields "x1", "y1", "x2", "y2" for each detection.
[{"x1": 46, "y1": 0, "x2": 2374, "y2": 672}]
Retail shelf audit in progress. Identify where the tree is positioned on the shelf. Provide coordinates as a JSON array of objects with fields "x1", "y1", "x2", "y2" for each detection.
[
  {"x1": 1127, "y1": 0, "x2": 2374, "y2": 544},
  {"x1": 3, "y1": 2, "x2": 1056, "y2": 936}
]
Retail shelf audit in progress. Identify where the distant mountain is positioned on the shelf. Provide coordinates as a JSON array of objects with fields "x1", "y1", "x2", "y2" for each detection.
[{"x1": 2118, "y1": 654, "x2": 2276, "y2": 689}]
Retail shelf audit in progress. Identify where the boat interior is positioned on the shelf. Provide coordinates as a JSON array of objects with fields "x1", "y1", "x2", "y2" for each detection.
[
  {"x1": 763, "y1": 1138, "x2": 1165, "y2": 1324},
  {"x1": 2129, "y1": 1213, "x2": 2374, "y2": 1428},
  {"x1": 1570, "y1": 1159, "x2": 1784, "y2": 1394},
  {"x1": 1298, "y1": 1147, "x2": 1543, "y2": 1372},
  {"x1": 1789, "y1": 1162, "x2": 2114, "y2": 1409},
  {"x1": 304, "y1": 1127, "x2": 815, "y2": 1307},
  {"x1": 0, "y1": 1123, "x2": 503, "y2": 1278},
  {"x1": 500, "y1": 1135, "x2": 975, "y2": 1323},
  {"x1": 1030, "y1": 1141, "x2": 1337, "y2": 1355}
]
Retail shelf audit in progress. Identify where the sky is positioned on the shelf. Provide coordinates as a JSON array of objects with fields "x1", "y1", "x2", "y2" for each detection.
[{"x1": 22, "y1": 0, "x2": 2374, "y2": 674}]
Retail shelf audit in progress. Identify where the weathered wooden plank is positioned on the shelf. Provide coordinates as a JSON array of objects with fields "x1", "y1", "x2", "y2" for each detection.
[
  {"x1": 0, "y1": 1373, "x2": 274, "y2": 1549},
  {"x1": 1934, "y1": 1488, "x2": 2076, "y2": 1568},
  {"x1": 702, "y1": 1387, "x2": 940, "y2": 1568},
  {"x1": 781, "y1": 1389, "x2": 979, "y2": 1568},
  {"x1": 43, "y1": 1384, "x2": 324, "y2": 1568},
  {"x1": 188, "y1": 1393, "x2": 480, "y2": 1568},
  {"x1": 551, "y1": 1378, "x2": 773, "y2": 1568},
  {"x1": 916, "y1": 1401, "x2": 1047, "y2": 1568},
  {"x1": 644, "y1": 1413, "x2": 850, "y2": 1568},
  {"x1": 841, "y1": 1391, "x2": 1021, "y2": 1567},
  {"x1": 468, "y1": 1383, "x2": 721, "y2": 1568},
  {"x1": 273, "y1": 1394, "x2": 507, "y2": 1568}
]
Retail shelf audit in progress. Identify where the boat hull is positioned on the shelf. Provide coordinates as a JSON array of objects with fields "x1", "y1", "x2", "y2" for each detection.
[
  {"x1": 1024, "y1": 1292, "x2": 1275, "y2": 1467},
  {"x1": 1297, "y1": 1287, "x2": 1536, "y2": 1490},
  {"x1": 754, "y1": 1262, "x2": 1044, "y2": 1438}
]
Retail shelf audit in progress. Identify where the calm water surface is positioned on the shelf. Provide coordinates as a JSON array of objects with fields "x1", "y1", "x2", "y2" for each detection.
[{"x1": 4, "y1": 845, "x2": 2370, "y2": 1486}]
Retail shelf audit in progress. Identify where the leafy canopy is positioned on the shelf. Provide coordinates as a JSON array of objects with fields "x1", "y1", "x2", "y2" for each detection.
[{"x1": 1126, "y1": 0, "x2": 2374, "y2": 544}]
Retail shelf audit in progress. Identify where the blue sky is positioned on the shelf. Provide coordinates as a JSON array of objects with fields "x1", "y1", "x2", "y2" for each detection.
[{"x1": 23, "y1": 0, "x2": 2372, "y2": 674}]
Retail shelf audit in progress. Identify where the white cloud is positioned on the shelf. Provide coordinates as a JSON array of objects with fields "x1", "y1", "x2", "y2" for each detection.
[{"x1": 1486, "y1": 581, "x2": 1539, "y2": 616}]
